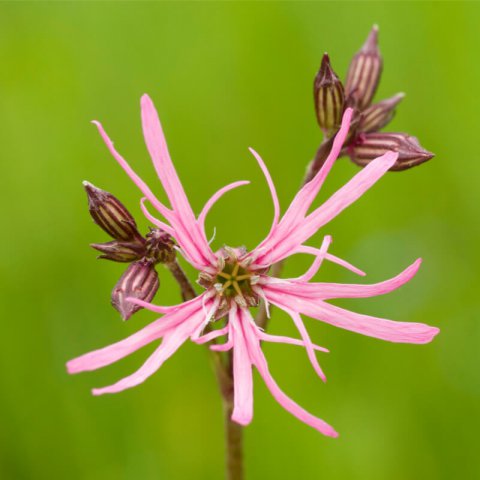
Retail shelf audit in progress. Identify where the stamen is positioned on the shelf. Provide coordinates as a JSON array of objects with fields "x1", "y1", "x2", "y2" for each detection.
[
  {"x1": 231, "y1": 262, "x2": 240, "y2": 277},
  {"x1": 235, "y1": 274, "x2": 252, "y2": 282}
]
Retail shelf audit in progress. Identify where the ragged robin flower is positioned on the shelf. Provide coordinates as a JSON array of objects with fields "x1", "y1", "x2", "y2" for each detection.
[
  {"x1": 67, "y1": 95, "x2": 439, "y2": 437},
  {"x1": 313, "y1": 25, "x2": 434, "y2": 174}
]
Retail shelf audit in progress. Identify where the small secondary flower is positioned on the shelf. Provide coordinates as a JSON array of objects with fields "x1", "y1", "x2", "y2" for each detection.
[{"x1": 68, "y1": 95, "x2": 439, "y2": 437}]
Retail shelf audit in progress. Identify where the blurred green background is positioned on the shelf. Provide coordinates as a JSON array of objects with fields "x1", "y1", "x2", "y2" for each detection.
[{"x1": 1, "y1": 1, "x2": 479, "y2": 479}]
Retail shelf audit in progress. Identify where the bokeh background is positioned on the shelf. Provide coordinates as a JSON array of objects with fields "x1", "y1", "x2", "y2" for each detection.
[{"x1": 1, "y1": 1, "x2": 479, "y2": 479}]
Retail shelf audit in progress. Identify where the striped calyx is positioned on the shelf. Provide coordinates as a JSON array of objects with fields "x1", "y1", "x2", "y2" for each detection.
[
  {"x1": 359, "y1": 93, "x2": 404, "y2": 133},
  {"x1": 111, "y1": 259, "x2": 159, "y2": 320},
  {"x1": 84, "y1": 182, "x2": 177, "y2": 319},
  {"x1": 314, "y1": 54, "x2": 345, "y2": 136},
  {"x1": 90, "y1": 240, "x2": 146, "y2": 262},
  {"x1": 348, "y1": 132, "x2": 434, "y2": 171},
  {"x1": 345, "y1": 25, "x2": 382, "y2": 111},
  {"x1": 83, "y1": 181, "x2": 143, "y2": 242}
]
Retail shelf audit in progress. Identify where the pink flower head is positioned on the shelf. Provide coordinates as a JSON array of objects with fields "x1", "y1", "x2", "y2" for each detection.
[{"x1": 67, "y1": 95, "x2": 439, "y2": 437}]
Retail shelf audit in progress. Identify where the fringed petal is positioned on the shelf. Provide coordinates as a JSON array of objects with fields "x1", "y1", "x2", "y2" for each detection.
[
  {"x1": 91, "y1": 308, "x2": 206, "y2": 395},
  {"x1": 265, "y1": 151, "x2": 398, "y2": 264},
  {"x1": 140, "y1": 94, "x2": 216, "y2": 267},
  {"x1": 257, "y1": 331, "x2": 329, "y2": 353},
  {"x1": 92, "y1": 120, "x2": 172, "y2": 220},
  {"x1": 230, "y1": 306, "x2": 254, "y2": 426},
  {"x1": 253, "y1": 109, "x2": 353, "y2": 265},
  {"x1": 241, "y1": 312, "x2": 338, "y2": 437},
  {"x1": 198, "y1": 181, "x2": 250, "y2": 239},
  {"x1": 248, "y1": 148, "x2": 280, "y2": 242},
  {"x1": 282, "y1": 309, "x2": 327, "y2": 382},
  {"x1": 265, "y1": 288, "x2": 439, "y2": 344},
  {"x1": 140, "y1": 197, "x2": 175, "y2": 236},
  {"x1": 269, "y1": 259, "x2": 421, "y2": 300},
  {"x1": 66, "y1": 297, "x2": 202, "y2": 374}
]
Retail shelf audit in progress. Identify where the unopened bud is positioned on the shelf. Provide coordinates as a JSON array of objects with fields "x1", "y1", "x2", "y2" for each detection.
[
  {"x1": 111, "y1": 259, "x2": 159, "y2": 320},
  {"x1": 359, "y1": 93, "x2": 404, "y2": 133},
  {"x1": 345, "y1": 25, "x2": 382, "y2": 110},
  {"x1": 145, "y1": 228, "x2": 176, "y2": 264},
  {"x1": 348, "y1": 132, "x2": 434, "y2": 171},
  {"x1": 83, "y1": 181, "x2": 142, "y2": 242},
  {"x1": 314, "y1": 54, "x2": 345, "y2": 136},
  {"x1": 91, "y1": 240, "x2": 146, "y2": 262}
]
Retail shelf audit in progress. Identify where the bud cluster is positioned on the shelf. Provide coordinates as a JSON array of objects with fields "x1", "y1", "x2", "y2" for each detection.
[
  {"x1": 84, "y1": 182, "x2": 176, "y2": 320},
  {"x1": 313, "y1": 25, "x2": 433, "y2": 171}
]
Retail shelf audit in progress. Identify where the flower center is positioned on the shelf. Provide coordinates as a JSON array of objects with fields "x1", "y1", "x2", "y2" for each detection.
[
  {"x1": 197, "y1": 246, "x2": 261, "y2": 316},
  {"x1": 215, "y1": 261, "x2": 254, "y2": 299}
]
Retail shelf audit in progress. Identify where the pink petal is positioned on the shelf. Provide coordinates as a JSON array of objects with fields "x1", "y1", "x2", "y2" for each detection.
[
  {"x1": 257, "y1": 331, "x2": 329, "y2": 353},
  {"x1": 299, "y1": 151, "x2": 398, "y2": 244},
  {"x1": 294, "y1": 235, "x2": 332, "y2": 282},
  {"x1": 210, "y1": 339, "x2": 234, "y2": 352},
  {"x1": 265, "y1": 289, "x2": 439, "y2": 344},
  {"x1": 242, "y1": 312, "x2": 338, "y2": 437},
  {"x1": 93, "y1": 117, "x2": 210, "y2": 269},
  {"x1": 253, "y1": 109, "x2": 353, "y2": 264},
  {"x1": 140, "y1": 94, "x2": 196, "y2": 225},
  {"x1": 324, "y1": 253, "x2": 366, "y2": 277},
  {"x1": 267, "y1": 151, "x2": 398, "y2": 264},
  {"x1": 248, "y1": 148, "x2": 280, "y2": 242},
  {"x1": 91, "y1": 308, "x2": 205, "y2": 395},
  {"x1": 67, "y1": 309, "x2": 190, "y2": 375},
  {"x1": 128, "y1": 294, "x2": 204, "y2": 314},
  {"x1": 272, "y1": 259, "x2": 421, "y2": 300},
  {"x1": 198, "y1": 181, "x2": 250, "y2": 239},
  {"x1": 192, "y1": 326, "x2": 229, "y2": 345},
  {"x1": 92, "y1": 120, "x2": 172, "y2": 220},
  {"x1": 261, "y1": 244, "x2": 366, "y2": 277},
  {"x1": 140, "y1": 95, "x2": 216, "y2": 267},
  {"x1": 140, "y1": 197, "x2": 175, "y2": 236},
  {"x1": 278, "y1": 108, "x2": 354, "y2": 221},
  {"x1": 231, "y1": 306, "x2": 254, "y2": 426},
  {"x1": 282, "y1": 309, "x2": 327, "y2": 382}
]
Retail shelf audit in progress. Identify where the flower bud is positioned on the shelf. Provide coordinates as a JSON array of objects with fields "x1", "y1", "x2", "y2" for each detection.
[
  {"x1": 111, "y1": 259, "x2": 159, "y2": 320},
  {"x1": 83, "y1": 181, "x2": 142, "y2": 242},
  {"x1": 345, "y1": 25, "x2": 382, "y2": 110},
  {"x1": 359, "y1": 93, "x2": 404, "y2": 133},
  {"x1": 314, "y1": 54, "x2": 345, "y2": 136},
  {"x1": 145, "y1": 228, "x2": 176, "y2": 264},
  {"x1": 348, "y1": 132, "x2": 434, "y2": 171},
  {"x1": 90, "y1": 240, "x2": 146, "y2": 262}
]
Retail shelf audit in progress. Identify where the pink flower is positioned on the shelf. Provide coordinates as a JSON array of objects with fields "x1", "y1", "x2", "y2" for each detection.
[{"x1": 67, "y1": 95, "x2": 439, "y2": 437}]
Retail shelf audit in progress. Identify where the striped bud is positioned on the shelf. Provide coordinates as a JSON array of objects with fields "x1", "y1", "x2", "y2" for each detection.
[
  {"x1": 90, "y1": 240, "x2": 146, "y2": 263},
  {"x1": 145, "y1": 228, "x2": 176, "y2": 264},
  {"x1": 83, "y1": 181, "x2": 142, "y2": 242},
  {"x1": 314, "y1": 54, "x2": 345, "y2": 136},
  {"x1": 111, "y1": 259, "x2": 159, "y2": 320},
  {"x1": 359, "y1": 93, "x2": 404, "y2": 133},
  {"x1": 345, "y1": 25, "x2": 382, "y2": 110},
  {"x1": 348, "y1": 132, "x2": 434, "y2": 171}
]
